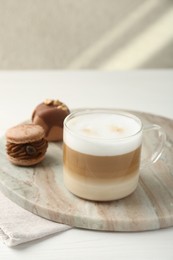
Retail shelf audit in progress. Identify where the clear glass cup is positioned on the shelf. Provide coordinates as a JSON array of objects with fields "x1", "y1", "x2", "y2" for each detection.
[{"x1": 63, "y1": 109, "x2": 166, "y2": 201}]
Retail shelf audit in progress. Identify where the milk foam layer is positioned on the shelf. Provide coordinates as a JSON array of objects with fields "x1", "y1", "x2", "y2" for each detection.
[{"x1": 64, "y1": 112, "x2": 142, "y2": 156}]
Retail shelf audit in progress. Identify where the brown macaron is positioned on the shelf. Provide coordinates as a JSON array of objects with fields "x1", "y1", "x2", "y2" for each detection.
[
  {"x1": 32, "y1": 99, "x2": 70, "y2": 141},
  {"x1": 6, "y1": 124, "x2": 48, "y2": 166}
]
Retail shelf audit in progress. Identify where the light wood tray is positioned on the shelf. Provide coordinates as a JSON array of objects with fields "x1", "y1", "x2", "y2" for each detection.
[{"x1": 0, "y1": 110, "x2": 173, "y2": 231}]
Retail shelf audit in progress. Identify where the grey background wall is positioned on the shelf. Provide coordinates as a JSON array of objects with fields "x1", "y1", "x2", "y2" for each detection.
[{"x1": 0, "y1": 0, "x2": 172, "y2": 70}]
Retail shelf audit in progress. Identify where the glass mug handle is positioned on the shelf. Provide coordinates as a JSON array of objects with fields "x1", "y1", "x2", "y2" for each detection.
[{"x1": 140, "y1": 124, "x2": 166, "y2": 169}]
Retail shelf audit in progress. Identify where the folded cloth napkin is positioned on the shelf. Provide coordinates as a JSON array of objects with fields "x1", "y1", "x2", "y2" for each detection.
[{"x1": 0, "y1": 191, "x2": 71, "y2": 247}]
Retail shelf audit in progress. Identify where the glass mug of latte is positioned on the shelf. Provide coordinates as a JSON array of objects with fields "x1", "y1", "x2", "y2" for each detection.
[{"x1": 63, "y1": 109, "x2": 166, "y2": 201}]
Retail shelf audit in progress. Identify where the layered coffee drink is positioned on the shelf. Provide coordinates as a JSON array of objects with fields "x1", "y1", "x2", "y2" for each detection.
[{"x1": 63, "y1": 110, "x2": 142, "y2": 201}]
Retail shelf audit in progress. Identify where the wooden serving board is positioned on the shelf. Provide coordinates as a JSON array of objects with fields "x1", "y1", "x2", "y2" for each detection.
[{"x1": 0, "y1": 110, "x2": 173, "y2": 232}]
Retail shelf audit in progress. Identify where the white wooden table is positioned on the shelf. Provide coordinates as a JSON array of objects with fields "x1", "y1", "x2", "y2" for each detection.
[{"x1": 0, "y1": 70, "x2": 173, "y2": 260}]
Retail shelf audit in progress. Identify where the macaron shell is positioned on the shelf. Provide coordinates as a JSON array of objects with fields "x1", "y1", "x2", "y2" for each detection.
[
  {"x1": 6, "y1": 124, "x2": 45, "y2": 144},
  {"x1": 7, "y1": 154, "x2": 46, "y2": 166}
]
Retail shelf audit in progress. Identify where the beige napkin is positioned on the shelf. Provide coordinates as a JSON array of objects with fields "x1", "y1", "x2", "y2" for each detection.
[{"x1": 0, "y1": 191, "x2": 71, "y2": 247}]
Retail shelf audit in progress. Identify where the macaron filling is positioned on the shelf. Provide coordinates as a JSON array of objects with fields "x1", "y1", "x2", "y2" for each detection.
[{"x1": 6, "y1": 138, "x2": 48, "y2": 161}]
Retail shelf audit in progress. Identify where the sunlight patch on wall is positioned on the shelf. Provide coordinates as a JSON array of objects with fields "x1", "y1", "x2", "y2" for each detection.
[
  {"x1": 100, "y1": 7, "x2": 173, "y2": 69},
  {"x1": 67, "y1": 0, "x2": 162, "y2": 69}
]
